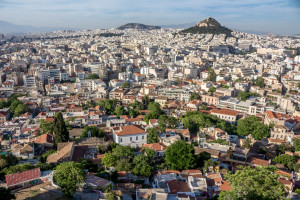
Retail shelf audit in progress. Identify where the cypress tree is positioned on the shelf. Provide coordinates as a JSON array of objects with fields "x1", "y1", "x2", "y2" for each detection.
[{"x1": 53, "y1": 112, "x2": 69, "y2": 145}]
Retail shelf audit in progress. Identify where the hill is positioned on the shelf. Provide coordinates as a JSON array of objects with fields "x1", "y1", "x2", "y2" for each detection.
[
  {"x1": 117, "y1": 23, "x2": 161, "y2": 30},
  {"x1": 180, "y1": 17, "x2": 232, "y2": 36}
]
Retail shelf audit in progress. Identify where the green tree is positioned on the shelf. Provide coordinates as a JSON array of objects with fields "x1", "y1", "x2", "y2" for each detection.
[
  {"x1": 219, "y1": 166, "x2": 286, "y2": 200},
  {"x1": 106, "y1": 192, "x2": 117, "y2": 200},
  {"x1": 40, "y1": 119, "x2": 54, "y2": 134},
  {"x1": 129, "y1": 109, "x2": 138, "y2": 118},
  {"x1": 112, "y1": 145, "x2": 134, "y2": 159},
  {"x1": 9, "y1": 100, "x2": 21, "y2": 114},
  {"x1": 293, "y1": 138, "x2": 300, "y2": 151},
  {"x1": 165, "y1": 140, "x2": 196, "y2": 170},
  {"x1": 121, "y1": 81, "x2": 130, "y2": 88},
  {"x1": 237, "y1": 91, "x2": 250, "y2": 101},
  {"x1": 189, "y1": 92, "x2": 200, "y2": 101},
  {"x1": 115, "y1": 158, "x2": 132, "y2": 172},
  {"x1": 115, "y1": 106, "x2": 126, "y2": 118},
  {"x1": 142, "y1": 95, "x2": 150, "y2": 108},
  {"x1": 208, "y1": 86, "x2": 216, "y2": 93},
  {"x1": 54, "y1": 162, "x2": 85, "y2": 198},
  {"x1": 132, "y1": 154, "x2": 153, "y2": 177},
  {"x1": 256, "y1": 77, "x2": 265, "y2": 88},
  {"x1": 87, "y1": 74, "x2": 99, "y2": 79},
  {"x1": 101, "y1": 153, "x2": 117, "y2": 168},
  {"x1": 40, "y1": 150, "x2": 57, "y2": 163},
  {"x1": 144, "y1": 148, "x2": 155, "y2": 159},
  {"x1": 273, "y1": 154, "x2": 295, "y2": 169},
  {"x1": 53, "y1": 112, "x2": 69, "y2": 145},
  {"x1": 147, "y1": 128, "x2": 159, "y2": 144},
  {"x1": 195, "y1": 151, "x2": 211, "y2": 168},
  {"x1": 237, "y1": 116, "x2": 269, "y2": 140},
  {"x1": 13, "y1": 103, "x2": 29, "y2": 117},
  {"x1": 206, "y1": 68, "x2": 217, "y2": 82},
  {"x1": 81, "y1": 126, "x2": 105, "y2": 138},
  {"x1": 0, "y1": 187, "x2": 15, "y2": 200}
]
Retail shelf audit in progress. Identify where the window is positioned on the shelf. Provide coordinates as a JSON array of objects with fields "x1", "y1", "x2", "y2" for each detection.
[
  {"x1": 120, "y1": 138, "x2": 122, "y2": 143},
  {"x1": 130, "y1": 137, "x2": 132, "y2": 141},
  {"x1": 136, "y1": 136, "x2": 138, "y2": 140},
  {"x1": 142, "y1": 136, "x2": 144, "y2": 140}
]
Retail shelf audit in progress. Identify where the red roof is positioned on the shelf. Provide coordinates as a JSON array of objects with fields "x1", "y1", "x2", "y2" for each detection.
[{"x1": 6, "y1": 168, "x2": 40, "y2": 186}]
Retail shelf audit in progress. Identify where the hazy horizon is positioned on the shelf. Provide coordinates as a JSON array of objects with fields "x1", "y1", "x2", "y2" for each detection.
[{"x1": 0, "y1": 0, "x2": 300, "y2": 35}]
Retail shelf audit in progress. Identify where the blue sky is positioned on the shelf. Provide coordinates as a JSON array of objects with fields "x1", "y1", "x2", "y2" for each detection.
[{"x1": 0, "y1": 0, "x2": 299, "y2": 35}]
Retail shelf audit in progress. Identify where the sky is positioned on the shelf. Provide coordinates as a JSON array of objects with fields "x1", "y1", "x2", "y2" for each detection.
[{"x1": 0, "y1": 0, "x2": 299, "y2": 35}]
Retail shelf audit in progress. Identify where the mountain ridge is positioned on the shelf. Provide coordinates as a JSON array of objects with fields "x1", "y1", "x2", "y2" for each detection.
[
  {"x1": 180, "y1": 17, "x2": 233, "y2": 36},
  {"x1": 117, "y1": 23, "x2": 161, "y2": 30}
]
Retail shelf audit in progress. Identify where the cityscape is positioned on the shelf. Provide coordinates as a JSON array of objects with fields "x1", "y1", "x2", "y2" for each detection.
[{"x1": 0, "y1": 1, "x2": 300, "y2": 200}]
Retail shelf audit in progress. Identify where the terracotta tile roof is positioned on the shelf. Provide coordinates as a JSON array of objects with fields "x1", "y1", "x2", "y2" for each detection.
[
  {"x1": 246, "y1": 157, "x2": 269, "y2": 166},
  {"x1": 71, "y1": 145, "x2": 89, "y2": 162},
  {"x1": 6, "y1": 168, "x2": 40, "y2": 187},
  {"x1": 265, "y1": 111, "x2": 290, "y2": 120},
  {"x1": 211, "y1": 108, "x2": 239, "y2": 116},
  {"x1": 31, "y1": 133, "x2": 54, "y2": 144},
  {"x1": 143, "y1": 143, "x2": 167, "y2": 151},
  {"x1": 220, "y1": 181, "x2": 231, "y2": 191},
  {"x1": 167, "y1": 180, "x2": 190, "y2": 194},
  {"x1": 115, "y1": 125, "x2": 146, "y2": 136},
  {"x1": 46, "y1": 142, "x2": 74, "y2": 164},
  {"x1": 166, "y1": 129, "x2": 190, "y2": 136}
]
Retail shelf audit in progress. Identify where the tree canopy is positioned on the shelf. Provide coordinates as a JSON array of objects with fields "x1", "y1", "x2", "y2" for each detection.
[
  {"x1": 114, "y1": 106, "x2": 126, "y2": 118},
  {"x1": 237, "y1": 116, "x2": 269, "y2": 140},
  {"x1": 102, "y1": 153, "x2": 117, "y2": 168},
  {"x1": 165, "y1": 140, "x2": 196, "y2": 170},
  {"x1": 256, "y1": 77, "x2": 265, "y2": 88},
  {"x1": 53, "y1": 112, "x2": 69, "y2": 145},
  {"x1": 158, "y1": 115, "x2": 179, "y2": 132},
  {"x1": 112, "y1": 145, "x2": 134, "y2": 159},
  {"x1": 147, "y1": 128, "x2": 159, "y2": 144},
  {"x1": 206, "y1": 68, "x2": 217, "y2": 82},
  {"x1": 132, "y1": 154, "x2": 153, "y2": 177},
  {"x1": 121, "y1": 81, "x2": 130, "y2": 88},
  {"x1": 81, "y1": 126, "x2": 106, "y2": 138},
  {"x1": 189, "y1": 92, "x2": 200, "y2": 101},
  {"x1": 54, "y1": 162, "x2": 85, "y2": 198},
  {"x1": 219, "y1": 166, "x2": 286, "y2": 200},
  {"x1": 87, "y1": 74, "x2": 99, "y2": 79}
]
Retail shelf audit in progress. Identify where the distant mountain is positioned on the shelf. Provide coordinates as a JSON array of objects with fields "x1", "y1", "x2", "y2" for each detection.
[
  {"x1": 0, "y1": 20, "x2": 78, "y2": 34},
  {"x1": 180, "y1": 17, "x2": 232, "y2": 36},
  {"x1": 117, "y1": 23, "x2": 161, "y2": 30},
  {"x1": 160, "y1": 22, "x2": 197, "y2": 29}
]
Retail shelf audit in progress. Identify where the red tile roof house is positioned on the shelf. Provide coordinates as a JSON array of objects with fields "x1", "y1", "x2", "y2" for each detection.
[
  {"x1": 112, "y1": 125, "x2": 147, "y2": 148},
  {"x1": 5, "y1": 168, "x2": 41, "y2": 190}
]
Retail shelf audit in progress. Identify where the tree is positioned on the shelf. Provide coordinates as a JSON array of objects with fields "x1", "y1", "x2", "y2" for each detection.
[
  {"x1": 81, "y1": 126, "x2": 105, "y2": 138},
  {"x1": 53, "y1": 112, "x2": 69, "y2": 145},
  {"x1": 105, "y1": 192, "x2": 117, "y2": 200},
  {"x1": 273, "y1": 154, "x2": 295, "y2": 169},
  {"x1": 208, "y1": 86, "x2": 216, "y2": 93},
  {"x1": 121, "y1": 81, "x2": 130, "y2": 88},
  {"x1": 40, "y1": 119, "x2": 54, "y2": 134},
  {"x1": 189, "y1": 92, "x2": 200, "y2": 101},
  {"x1": 9, "y1": 100, "x2": 21, "y2": 114},
  {"x1": 219, "y1": 166, "x2": 286, "y2": 200},
  {"x1": 165, "y1": 140, "x2": 196, "y2": 170},
  {"x1": 115, "y1": 158, "x2": 132, "y2": 172},
  {"x1": 54, "y1": 162, "x2": 85, "y2": 198},
  {"x1": 129, "y1": 109, "x2": 138, "y2": 118},
  {"x1": 206, "y1": 68, "x2": 217, "y2": 82},
  {"x1": 13, "y1": 103, "x2": 29, "y2": 117},
  {"x1": 147, "y1": 128, "x2": 159, "y2": 144},
  {"x1": 0, "y1": 187, "x2": 15, "y2": 200},
  {"x1": 293, "y1": 138, "x2": 300, "y2": 151},
  {"x1": 144, "y1": 148, "x2": 155, "y2": 159},
  {"x1": 256, "y1": 77, "x2": 265, "y2": 88},
  {"x1": 101, "y1": 153, "x2": 117, "y2": 168},
  {"x1": 132, "y1": 154, "x2": 153, "y2": 177},
  {"x1": 237, "y1": 116, "x2": 269, "y2": 140},
  {"x1": 142, "y1": 95, "x2": 150, "y2": 108},
  {"x1": 112, "y1": 145, "x2": 134, "y2": 159},
  {"x1": 237, "y1": 91, "x2": 250, "y2": 101},
  {"x1": 115, "y1": 106, "x2": 126, "y2": 118},
  {"x1": 87, "y1": 74, "x2": 99, "y2": 79},
  {"x1": 195, "y1": 151, "x2": 211, "y2": 168},
  {"x1": 40, "y1": 150, "x2": 56, "y2": 163}
]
